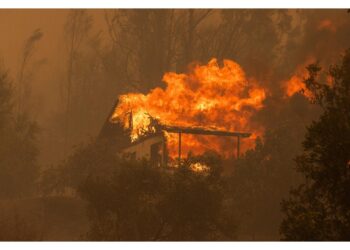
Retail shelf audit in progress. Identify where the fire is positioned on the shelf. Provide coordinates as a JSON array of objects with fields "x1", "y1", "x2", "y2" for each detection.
[
  {"x1": 318, "y1": 19, "x2": 336, "y2": 33},
  {"x1": 190, "y1": 163, "x2": 210, "y2": 173},
  {"x1": 326, "y1": 75, "x2": 334, "y2": 87},
  {"x1": 284, "y1": 75, "x2": 313, "y2": 99},
  {"x1": 111, "y1": 58, "x2": 266, "y2": 158},
  {"x1": 283, "y1": 58, "x2": 314, "y2": 99}
]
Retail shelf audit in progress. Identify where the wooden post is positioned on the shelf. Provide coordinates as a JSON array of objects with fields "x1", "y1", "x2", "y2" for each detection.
[
  {"x1": 162, "y1": 138, "x2": 167, "y2": 167},
  {"x1": 178, "y1": 132, "x2": 182, "y2": 164},
  {"x1": 237, "y1": 135, "x2": 240, "y2": 159},
  {"x1": 128, "y1": 110, "x2": 133, "y2": 130}
]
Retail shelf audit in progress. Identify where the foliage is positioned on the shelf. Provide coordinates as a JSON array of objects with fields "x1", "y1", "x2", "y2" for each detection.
[
  {"x1": 39, "y1": 139, "x2": 118, "y2": 195},
  {"x1": 280, "y1": 50, "x2": 350, "y2": 240},
  {"x1": 222, "y1": 92, "x2": 320, "y2": 239},
  {"x1": 0, "y1": 69, "x2": 40, "y2": 199},
  {"x1": 0, "y1": 206, "x2": 42, "y2": 241},
  {"x1": 67, "y1": 143, "x2": 236, "y2": 240},
  {"x1": 17, "y1": 28, "x2": 44, "y2": 115}
]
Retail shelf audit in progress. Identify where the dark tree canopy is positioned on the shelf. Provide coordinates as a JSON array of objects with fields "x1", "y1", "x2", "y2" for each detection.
[
  {"x1": 280, "y1": 49, "x2": 350, "y2": 240},
  {"x1": 71, "y1": 145, "x2": 236, "y2": 241}
]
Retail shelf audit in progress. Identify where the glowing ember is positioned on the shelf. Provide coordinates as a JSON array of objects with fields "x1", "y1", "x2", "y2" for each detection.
[
  {"x1": 190, "y1": 163, "x2": 210, "y2": 173},
  {"x1": 111, "y1": 58, "x2": 266, "y2": 158}
]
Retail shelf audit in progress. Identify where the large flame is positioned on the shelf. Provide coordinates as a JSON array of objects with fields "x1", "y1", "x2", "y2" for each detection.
[{"x1": 111, "y1": 59, "x2": 266, "y2": 159}]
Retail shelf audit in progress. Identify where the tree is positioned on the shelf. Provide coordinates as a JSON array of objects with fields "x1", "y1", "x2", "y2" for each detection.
[
  {"x1": 62, "y1": 10, "x2": 92, "y2": 155},
  {"x1": 0, "y1": 70, "x2": 12, "y2": 129},
  {"x1": 59, "y1": 140, "x2": 236, "y2": 240},
  {"x1": 104, "y1": 9, "x2": 178, "y2": 91},
  {"x1": 0, "y1": 67, "x2": 40, "y2": 199},
  {"x1": 17, "y1": 29, "x2": 44, "y2": 116},
  {"x1": 280, "y1": 49, "x2": 350, "y2": 240},
  {"x1": 78, "y1": 158, "x2": 166, "y2": 240},
  {"x1": 0, "y1": 204, "x2": 43, "y2": 240},
  {"x1": 221, "y1": 90, "x2": 320, "y2": 240},
  {"x1": 148, "y1": 151, "x2": 236, "y2": 241}
]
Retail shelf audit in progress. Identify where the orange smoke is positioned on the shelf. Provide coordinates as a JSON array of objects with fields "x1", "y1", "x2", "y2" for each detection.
[{"x1": 111, "y1": 59, "x2": 266, "y2": 159}]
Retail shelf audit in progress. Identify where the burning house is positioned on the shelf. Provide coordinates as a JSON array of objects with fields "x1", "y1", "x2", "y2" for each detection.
[
  {"x1": 98, "y1": 102, "x2": 168, "y2": 167},
  {"x1": 99, "y1": 101, "x2": 252, "y2": 168},
  {"x1": 99, "y1": 58, "x2": 266, "y2": 168}
]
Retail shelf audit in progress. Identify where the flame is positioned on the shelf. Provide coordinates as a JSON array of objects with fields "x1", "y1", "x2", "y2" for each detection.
[
  {"x1": 283, "y1": 58, "x2": 314, "y2": 99},
  {"x1": 326, "y1": 75, "x2": 334, "y2": 87},
  {"x1": 190, "y1": 163, "x2": 210, "y2": 173},
  {"x1": 111, "y1": 58, "x2": 266, "y2": 159},
  {"x1": 318, "y1": 19, "x2": 336, "y2": 33},
  {"x1": 284, "y1": 75, "x2": 313, "y2": 99}
]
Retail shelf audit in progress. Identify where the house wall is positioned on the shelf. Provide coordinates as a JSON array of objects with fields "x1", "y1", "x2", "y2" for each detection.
[{"x1": 121, "y1": 135, "x2": 166, "y2": 165}]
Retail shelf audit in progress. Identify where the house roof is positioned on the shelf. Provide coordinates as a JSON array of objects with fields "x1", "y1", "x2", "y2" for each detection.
[
  {"x1": 160, "y1": 124, "x2": 251, "y2": 138},
  {"x1": 97, "y1": 100, "x2": 131, "y2": 150},
  {"x1": 98, "y1": 99, "x2": 252, "y2": 154}
]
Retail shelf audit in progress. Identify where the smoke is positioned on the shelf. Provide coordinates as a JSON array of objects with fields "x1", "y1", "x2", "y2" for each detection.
[{"x1": 0, "y1": 9, "x2": 349, "y2": 165}]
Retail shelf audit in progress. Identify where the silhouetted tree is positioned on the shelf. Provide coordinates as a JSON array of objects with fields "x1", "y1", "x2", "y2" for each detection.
[
  {"x1": 105, "y1": 9, "x2": 179, "y2": 91},
  {"x1": 0, "y1": 204, "x2": 43, "y2": 241},
  {"x1": 280, "y1": 50, "x2": 350, "y2": 240},
  {"x1": 160, "y1": 152, "x2": 236, "y2": 240},
  {"x1": 17, "y1": 28, "x2": 44, "y2": 116},
  {"x1": 223, "y1": 92, "x2": 320, "y2": 240},
  {"x1": 66, "y1": 142, "x2": 236, "y2": 240},
  {"x1": 0, "y1": 67, "x2": 40, "y2": 199},
  {"x1": 62, "y1": 10, "x2": 92, "y2": 155}
]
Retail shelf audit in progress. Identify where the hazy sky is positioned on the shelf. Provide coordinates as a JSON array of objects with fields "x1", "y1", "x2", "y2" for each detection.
[
  {"x1": 0, "y1": 10, "x2": 107, "y2": 120},
  {"x1": 0, "y1": 10, "x2": 66, "y2": 70}
]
